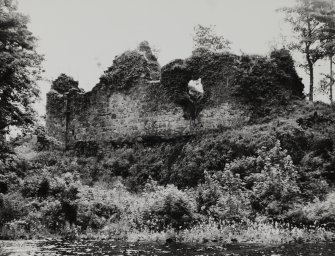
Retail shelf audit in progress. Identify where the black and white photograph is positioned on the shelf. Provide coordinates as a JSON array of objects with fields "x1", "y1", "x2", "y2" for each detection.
[{"x1": 1, "y1": 0, "x2": 335, "y2": 255}]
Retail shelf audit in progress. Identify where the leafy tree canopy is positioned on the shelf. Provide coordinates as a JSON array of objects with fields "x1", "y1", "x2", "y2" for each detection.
[
  {"x1": 51, "y1": 74, "x2": 80, "y2": 94},
  {"x1": 313, "y1": 0, "x2": 335, "y2": 103},
  {"x1": 280, "y1": 0, "x2": 327, "y2": 101},
  {"x1": 0, "y1": 0, "x2": 43, "y2": 134},
  {"x1": 193, "y1": 24, "x2": 231, "y2": 52}
]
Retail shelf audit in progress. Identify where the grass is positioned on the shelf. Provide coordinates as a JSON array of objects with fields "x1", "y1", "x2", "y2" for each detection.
[
  {"x1": 91, "y1": 217, "x2": 335, "y2": 245},
  {"x1": 124, "y1": 218, "x2": 335, "y2": 245}
]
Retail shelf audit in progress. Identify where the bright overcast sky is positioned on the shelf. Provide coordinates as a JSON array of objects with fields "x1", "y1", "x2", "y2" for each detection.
[{"x1": 18, "y1": 0, "x2": 327, "y2": 115}]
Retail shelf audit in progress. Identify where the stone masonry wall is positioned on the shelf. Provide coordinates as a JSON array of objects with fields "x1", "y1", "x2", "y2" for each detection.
[
  {"x1": 46, "y1": 78, "x2": 248, "y2": 149},
  {"x1": 46, "y1": 45, "x2": 304, "y2": 150},
  {"x1": 46, "y1": 44, "x2": 252, "y2": 149},
  {"x1": 46, "y1": 89, "x2": 68, "y2": 146}
]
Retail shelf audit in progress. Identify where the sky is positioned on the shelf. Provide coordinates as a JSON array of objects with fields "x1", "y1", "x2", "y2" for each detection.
[{"x1": 16, "y1": 0, "x2": 328, "y2": 115}]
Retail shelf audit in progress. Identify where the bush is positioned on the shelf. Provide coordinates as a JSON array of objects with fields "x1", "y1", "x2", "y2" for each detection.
[
  {"x1": 142, "y1": 185, "x2": 196, "y2": 230},
  {"x1": 196, "y1": 172, "x2": 222, "y2": 215},
  {"x1": 0, "y1": 172, "x2": 19, "y2": 194},
  {"x1": 77, "y1": 199, "x2": 121, "y2": 230},
  {"x1": 196, "y1": 171, "x2": 251, "y2": 221},
  {"x1": 19, "y1": 171, "x2": 81, "y2": 232},
  {"x1": 248, "y1": 141, "x2": 301, "y2": 215},
  {"x1": 0, "y1": 220, "x2": 31, "y2": 239},
  {"x1": 34, "y1": 125, "x2": 62, "y2": 151},
  {"x1": 0, "y1": 193, "x2": 27, "y2": 228},
  {"x1": 286, "y1": 192, "x2": 335, "y2": 228},
  {"x1": 20, "y1": 171, "x2": 80, "y2": 200},
  {"x1": 50, "y1": 172, "x2": 81, "y2": 200},
  {"x1": 21, "y1": 171, "x2": 50, "y2": 198},
  {"x1": 40, "y1": 199, "x2": 65, "y2": 232}
]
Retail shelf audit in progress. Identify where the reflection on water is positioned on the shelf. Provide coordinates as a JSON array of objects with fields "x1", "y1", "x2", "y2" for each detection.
[{"x1": 0, "y1": 240, "x2": 335, "y2": 256}]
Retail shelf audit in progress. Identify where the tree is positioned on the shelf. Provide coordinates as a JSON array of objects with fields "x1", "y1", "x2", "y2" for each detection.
[
  {"x1": 51, "y1": 74, "x2": 80, "y2": 94},
  {"x1": 281, "y1": 0, "x2": 325, "y2": 102},
  {"x1": 192, "y1": 24, "x2": 231, "y2": 52},
  {"x1": 0, "y1": 0, "x2": 43, "y2": 134},
  {"x1": 314, "y1": 0, "x2": 335, "y2": 104}
]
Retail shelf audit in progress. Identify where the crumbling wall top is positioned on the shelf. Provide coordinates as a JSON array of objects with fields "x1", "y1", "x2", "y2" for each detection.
[
  {"x1": 94, "y1": 41, "x2": 161, "y2": 93},
  {"x1": 51, "y1": 73, "x2": 82, "y2": 94}
]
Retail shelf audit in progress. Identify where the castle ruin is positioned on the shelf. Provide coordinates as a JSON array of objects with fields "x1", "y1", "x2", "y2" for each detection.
[{"x1": 46, "y1": 42, "x2": 303, "y2": 150}]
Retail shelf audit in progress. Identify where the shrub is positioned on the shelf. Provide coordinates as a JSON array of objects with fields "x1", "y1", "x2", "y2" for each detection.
[
  {"x1": 248, "y1": 141, "x2": 301, "y2": 215},
  {"x1": 21, "y1": 172, "x2": 50, "y2": 198},
  {"x1": 286, "y1": 192, "x2": 335, "y2": 228},
  {"x1": 73, "y1": 141, "x2": 99, "y2": 157},
  {"x1": 34, "y1": 125, "x2": 62, "y2": 151},
  {"x1": 276, "y1": 125, "x2": 309, "y2": 164},
  {"x1": 77, "y1": 200, "x2": 121, "y2": 230},
  {"x1": 196, "y1": 172, "x2": 222, "y2": 215},
  {"x1": 0, "y1": 220, "x2": 31, "y2": 239},
  {"x1": 0, "y1": 193, "x2": 27, "y2": 228},
  {"x1": 40, "y1": 199, "x2": 65, "y2": 232},
  {"x1": 142, "y1": 185, "x2": 196, "y2": 230},
  {"x1": 0, "y1": 172, "x2": 19, "y2": 194},
  {"x1": 19, "y1": 171, "x2": 82, "y2": 231},
  {"x1": 215, "y1": 168, "x2": 251, "y2": 220},
  {"x1": 196, "y1": 170, "x2": 251, "y2": 221}
]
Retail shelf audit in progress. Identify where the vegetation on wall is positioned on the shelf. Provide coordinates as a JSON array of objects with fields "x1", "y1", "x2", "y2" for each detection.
[
  {"x1": 161, "y1": 47, "x2": 304, "y2": 120},
  {"x1": 232, "y1": 49, "x2": 304, "y2": 118},
  {"x1": 51, "y1": 74, "x2": 81, "y2": 94},
  {"x1": 97, "y1": 42, "x2": 160, "y2": 92}
]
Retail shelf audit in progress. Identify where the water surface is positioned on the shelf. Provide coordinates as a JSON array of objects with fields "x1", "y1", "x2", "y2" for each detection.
[{"x1": 0, "y1": 240, "x2": 334, "y2": 255}]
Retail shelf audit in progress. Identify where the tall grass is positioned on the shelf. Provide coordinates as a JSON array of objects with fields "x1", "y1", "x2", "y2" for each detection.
[{"x1": 125, "y1": 218, "x2": 335, "y2": 244}]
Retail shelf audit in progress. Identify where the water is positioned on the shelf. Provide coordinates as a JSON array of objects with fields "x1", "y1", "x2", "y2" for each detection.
[{"x1": 0, "y1": 240, "x2": 334, "y2": 256}]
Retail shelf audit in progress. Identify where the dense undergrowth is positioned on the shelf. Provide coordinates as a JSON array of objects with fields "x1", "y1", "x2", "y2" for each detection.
[{"x1": 1, "y1": 101, "x2": 335, "y2": 243}]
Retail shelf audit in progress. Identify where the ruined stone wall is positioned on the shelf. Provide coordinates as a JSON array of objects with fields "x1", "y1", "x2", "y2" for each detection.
[
  {"x1": 46, "y1": 78, "x2": 248, "y2": 149},
  {"x1": 45, "y1": 43, "x2": 255, "y2": 149},
  {"x1": 46, "y1": 44, "x2": 304, "y2": 150},
  {"x1": 46, "y1": 90, "x2": 68, "y2": 146}
]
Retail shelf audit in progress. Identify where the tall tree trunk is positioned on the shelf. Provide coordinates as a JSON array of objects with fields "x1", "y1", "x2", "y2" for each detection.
[
  {"x1": 308, "y1": 62, "x2": 314, "y2": 102},
  {"x1": 330, "y1": 55, "x2": 333, "y2": 104},
  {"x1": 306, "y1": 17, "x2": 314, "y2": 102},
  {"x1": 306, "y1": 40, "x2": 314, "y2": 102}
]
